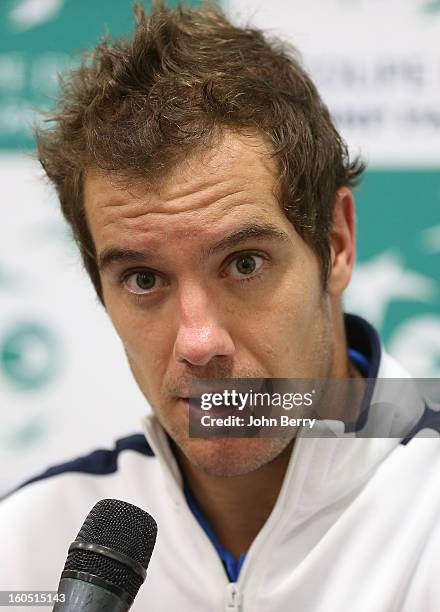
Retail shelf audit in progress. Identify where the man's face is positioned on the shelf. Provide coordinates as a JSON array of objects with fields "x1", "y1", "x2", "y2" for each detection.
[{"x1": 84, "y1": 131, "x2": 341, "y2": 477}]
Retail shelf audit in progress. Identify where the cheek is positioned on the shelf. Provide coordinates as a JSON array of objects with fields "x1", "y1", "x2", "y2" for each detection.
[
  {"x1": 104, "y1": 296, "x2": 171, "y2": 381},
  {"x1": 105, "y1": 298, "x2": 138, "y2": 349},
  {"x1": 254, "y1": 258, "x2": 328, "y2": 365}
]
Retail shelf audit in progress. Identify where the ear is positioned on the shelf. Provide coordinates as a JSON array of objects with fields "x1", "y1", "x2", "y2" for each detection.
[{"x1": 327, "y1": 187, "x2": 356, "y2": 297}]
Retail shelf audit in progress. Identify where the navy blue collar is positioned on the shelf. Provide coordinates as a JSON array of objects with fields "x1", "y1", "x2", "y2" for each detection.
[
  {"x1": 344, "y1": 313, "x2": 381, "y2": 433},
  {"x1": 344, "y1": 313, "x2": 381, "y2": 379}
]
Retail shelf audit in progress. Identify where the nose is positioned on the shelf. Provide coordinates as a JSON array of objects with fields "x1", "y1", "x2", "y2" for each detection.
[{"x1": 173, "y1": 285, "x2": 235, "y2": 367}]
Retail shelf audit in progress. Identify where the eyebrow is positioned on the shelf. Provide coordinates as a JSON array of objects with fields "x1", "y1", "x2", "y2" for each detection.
[
  {"x1": 98, "y1": 222, "x2": 290, "y2": 272},
  {"x1": 202, "y1": 223, "x2": 290, "y2": 257}
]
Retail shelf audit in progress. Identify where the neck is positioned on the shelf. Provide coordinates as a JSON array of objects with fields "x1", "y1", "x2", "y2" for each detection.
[
  {"x1": 173, "y1": 319, "x2": 362, "y2": 559},
  {"x1": 173, "y1": 439, "x2": 293, "y2": 559}
]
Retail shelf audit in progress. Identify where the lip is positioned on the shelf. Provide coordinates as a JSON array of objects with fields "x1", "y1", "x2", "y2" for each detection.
[
  {"x1": 176, "y1": 397, "x2": 192, "y2": 421},
  {"x1": 177, "y1": 396, "x2": 190, "y2": 408},
  {"x1": 178, "y1": 396, "x2": 235, "y2": 417}
]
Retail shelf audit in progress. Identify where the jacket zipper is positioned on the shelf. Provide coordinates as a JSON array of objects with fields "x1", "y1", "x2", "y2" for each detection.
[
  {"x1": 225, "y1": 583, "x2": 241, "y2": 611},
  {"x1": 145, "y1": 417, "x2": 308, "y2": 611}
]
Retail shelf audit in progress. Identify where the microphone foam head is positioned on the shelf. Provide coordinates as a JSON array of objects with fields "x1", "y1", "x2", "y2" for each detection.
[{"x1": 63, "y1": 498, "x2": 157, "y2": 599}]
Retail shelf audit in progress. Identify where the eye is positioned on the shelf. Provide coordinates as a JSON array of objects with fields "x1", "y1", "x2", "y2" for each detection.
[
  {"x1": 123, "y1": 270, "x2": 163, "y2": 295},
  {"x1": 228, "y1": 253, "x2": 265, "y2": 280}
]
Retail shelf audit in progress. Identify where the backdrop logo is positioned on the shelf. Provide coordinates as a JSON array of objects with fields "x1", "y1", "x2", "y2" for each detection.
[
  {"x1": 0, "y1": 322, "x2": 61, "y2": 391},
  {"x1": 0, "y1": 0, "x2": 201, "y2": 150},
  {"x1": 346, "y1": 171, "x2": 440, "y2": 378}
]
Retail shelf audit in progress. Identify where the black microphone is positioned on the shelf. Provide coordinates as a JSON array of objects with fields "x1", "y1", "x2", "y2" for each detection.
[{"x1": 52, "y1": 498, "x2": 158, "y2": 611}]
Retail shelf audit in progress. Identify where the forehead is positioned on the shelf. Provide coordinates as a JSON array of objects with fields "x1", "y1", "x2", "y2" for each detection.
[{"x1": 83, "y1": 131, "x2": 283, "y2": 246}]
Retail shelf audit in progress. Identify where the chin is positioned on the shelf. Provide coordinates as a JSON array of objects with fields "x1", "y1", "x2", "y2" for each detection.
[{"x1": 176, "y1": 436, "x2": 292, "y2": 478}]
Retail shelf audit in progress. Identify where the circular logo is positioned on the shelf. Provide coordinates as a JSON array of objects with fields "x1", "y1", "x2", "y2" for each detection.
[{"x1": 0, "y1": 322, "x2": 61, "y2": 391}]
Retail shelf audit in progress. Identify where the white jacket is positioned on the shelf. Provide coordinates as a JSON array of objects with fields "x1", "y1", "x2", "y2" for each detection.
[{"x1": 1, "y1": 318, "x2": 440, "y2": 612}]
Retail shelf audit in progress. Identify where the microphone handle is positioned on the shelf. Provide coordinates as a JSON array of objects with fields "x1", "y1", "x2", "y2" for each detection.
[{"x1": 52, "y1": 578, "x2": 131, "y2": 612}]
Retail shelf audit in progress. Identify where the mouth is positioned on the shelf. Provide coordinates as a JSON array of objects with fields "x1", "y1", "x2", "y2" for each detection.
[
  {"x1": 176, "y1": 397, "x2": 190, "y2": 412},
  {"x1": 177, "y1": 396, "x2": 234, "y2": 417}
]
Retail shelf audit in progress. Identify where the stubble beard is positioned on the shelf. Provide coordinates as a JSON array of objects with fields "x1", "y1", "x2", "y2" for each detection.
[
  {"x1": 125, "y1": 308, "x2": 335, "y2": 478},
  {"x1": 172, "y1": 429, "x2": 295, "y2": 478}
]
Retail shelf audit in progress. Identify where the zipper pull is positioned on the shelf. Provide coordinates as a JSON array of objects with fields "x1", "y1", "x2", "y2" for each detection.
[{"x1": 225, "y1": 583, "x2": 241, "y2": 611}]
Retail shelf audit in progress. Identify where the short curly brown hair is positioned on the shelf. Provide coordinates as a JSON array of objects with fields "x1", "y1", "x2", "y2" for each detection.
[{"x1": 36, "y1": 0, "x2": 364, "y2": 302}]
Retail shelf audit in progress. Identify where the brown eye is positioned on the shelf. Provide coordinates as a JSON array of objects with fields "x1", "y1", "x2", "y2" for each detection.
[
  {"x1": 228, "y1": 254, "x2": 264, "y2": 280},
  {"x1": 235, "y1": 255, "x2": 257, "y2": 275},
  {"x1": 124, "y1": 270, "x2": 162, "y2": 295},
  {"x1": 135, "y1": 271, "x2": 156, "y2": 290}
]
